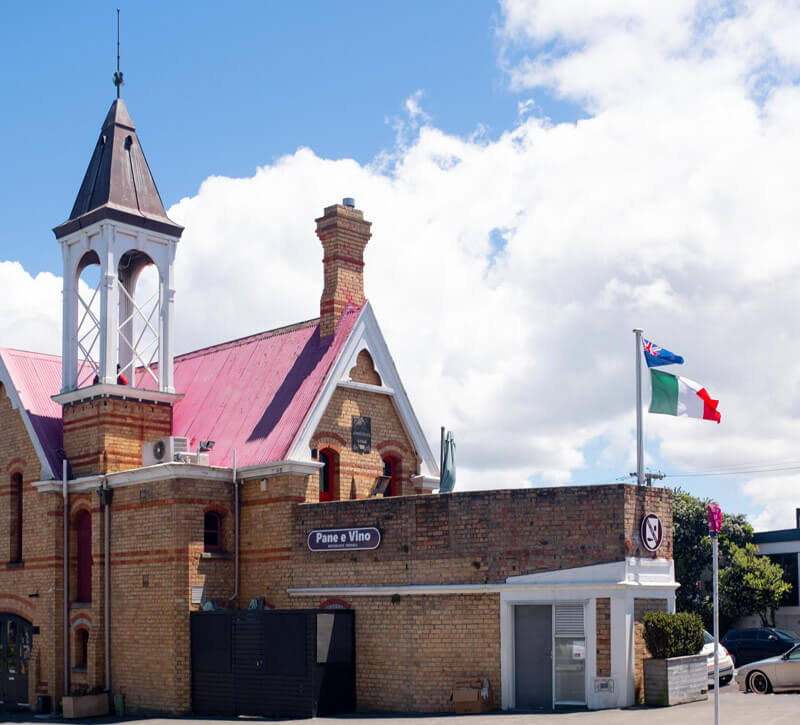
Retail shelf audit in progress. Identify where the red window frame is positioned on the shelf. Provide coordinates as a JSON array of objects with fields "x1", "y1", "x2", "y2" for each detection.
[
  {"x1": 382, "y1": 456, "x2": 399, "y2": 497},
  {"x1": 75, "y1": 510, "x2": 92, "y2": 603},
  {"x1": 9, "y1": 473, "x2": 23, "y2": 562},
  {"x1": 318, "y1": 448, "x2": 338, "y2": 502},
  {"x1": 203, "y1": 511, "x2": 223, "y2": 553}
]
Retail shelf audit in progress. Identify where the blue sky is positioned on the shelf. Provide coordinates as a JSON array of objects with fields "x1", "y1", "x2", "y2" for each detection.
[
  {"x1": 2, "y1": 1, "x2": 575, "y2": 275},
  {"x1": 3, "y1": 2, "x2": 800, "y2": 529}
]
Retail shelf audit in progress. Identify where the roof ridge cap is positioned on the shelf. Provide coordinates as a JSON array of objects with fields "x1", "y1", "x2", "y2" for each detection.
[{"x1": 176, "y1": 317, "x2": 321, "y2": 361}]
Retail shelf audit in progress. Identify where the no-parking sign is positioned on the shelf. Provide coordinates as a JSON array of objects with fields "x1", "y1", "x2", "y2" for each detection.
[{"x1": 640, "y1": 513, "x2": 663, "y2": 552}]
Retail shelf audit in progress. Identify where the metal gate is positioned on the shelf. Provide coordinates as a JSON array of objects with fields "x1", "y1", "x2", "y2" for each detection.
[
  {"x1": 191, "y1": 609, "x2": 355, "y2": 718},
  {"x1": 0, "y1": 613, "x2": 33, "y2": 710}
]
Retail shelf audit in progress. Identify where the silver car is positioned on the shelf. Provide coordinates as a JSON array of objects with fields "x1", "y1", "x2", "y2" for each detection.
[{"x1": 736, "y1": 642, "x2": 800, "y2": 694}]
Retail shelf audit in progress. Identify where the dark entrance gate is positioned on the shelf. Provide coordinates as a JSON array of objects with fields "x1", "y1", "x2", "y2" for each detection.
[
  {"x1": 0, "y1": 613, "x2": 33, "y2": 710},
  {"x1": 191, "y1": 609, "x2": 355, "y2": 718}
]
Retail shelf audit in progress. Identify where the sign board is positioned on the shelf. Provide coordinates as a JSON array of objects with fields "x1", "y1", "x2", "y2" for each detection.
[
  {"x1": 307, "y1": 526, "x2": 381, "y2": 552},
  {"x1": 640, "y1": 513, "x2": 663, "y2": 552},
  {"x1": 351, "y1": 416, "x2": 371, "y2": 454}
]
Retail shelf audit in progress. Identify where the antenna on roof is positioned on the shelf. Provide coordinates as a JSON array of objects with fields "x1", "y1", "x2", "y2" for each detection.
[{"x1": 113, "y1": 8, "x2": 124, "y2": 98}]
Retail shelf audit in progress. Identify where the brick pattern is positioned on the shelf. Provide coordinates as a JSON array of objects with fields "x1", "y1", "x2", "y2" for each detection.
[
  {"x1": 295, "y1": 593, "x2": 501, "y2": 712},
  {"x1": 595, "y1": 597, "x2": 611, "y2": 677},
  {"x1": 62, "y1": 397, "x2": 172, "y2": 476},
  {"x1": 311, "y1": 386, "x2": 420, "y2": 499},
  {"x1": 0, "y1": 383, "x2": 66, "y2": 707},
  {"x1": 316, "y1": 203, "x2": 371, "y2": 337},
  {"x1": 291, "y1": 485, "x2": 673, "y2": 590},
  {"x1": 349, "y1": 350, "x2": 382, "y2": 386},
  {"x1": 633, "y1": 597, "x2": 668, "y2": 704}
]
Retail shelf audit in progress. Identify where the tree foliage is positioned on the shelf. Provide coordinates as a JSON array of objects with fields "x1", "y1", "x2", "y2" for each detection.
[
  {"x1": 672, "y1": 488, "x2": 752, "y2": 623},
  {"x1": 719, "y1": 543, "x2": 791, "y2": 627}
]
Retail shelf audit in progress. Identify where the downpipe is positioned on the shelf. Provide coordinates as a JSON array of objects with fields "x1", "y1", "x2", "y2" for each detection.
[
  {"x1": 98, "y1": 479, "x2": 113, "y2": 693},
  {"x1": 62, "y1": 460, "x2": 69, "y2": 699},
  {"x1": 229, "y1": 449, "x2": 239, "y2": 604}
]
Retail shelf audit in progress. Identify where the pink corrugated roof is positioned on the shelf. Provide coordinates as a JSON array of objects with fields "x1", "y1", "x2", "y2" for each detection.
[
  {"x1": 0, "y1": 305, "x2": 360, "y2": 475},
  {"x1": 0, "y1": 348, "x2": 64, "y2": 476},
  {"x1": 137, "y1": 304, "x2": 359, "y2": 468}
]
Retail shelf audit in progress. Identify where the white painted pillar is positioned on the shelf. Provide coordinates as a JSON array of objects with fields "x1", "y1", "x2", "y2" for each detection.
[
  {"x1": 159, "y1": 260, "x2": 176, "y2": 393},
  {"x1": 98, "y1": 225, "x2": 118, "y2": 384},
  {"x1": 610, "y1": 594, "x2": 635, "y2": 707},
  {"x1": 61, "y1": 244, "x2": 78, "y2": 392}
]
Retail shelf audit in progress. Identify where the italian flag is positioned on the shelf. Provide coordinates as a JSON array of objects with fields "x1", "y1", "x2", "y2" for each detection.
[{"x1": 649, "y1": 370, "x2": 721, "y2": 423}]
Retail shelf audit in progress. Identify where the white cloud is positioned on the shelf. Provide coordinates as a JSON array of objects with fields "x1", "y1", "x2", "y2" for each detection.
[
  {"x1": 0, "y1": 262, "x2": 62, "y2": 354},
  {"x1": 3, "y1": 1, "x2": 800, "y2": 528}
]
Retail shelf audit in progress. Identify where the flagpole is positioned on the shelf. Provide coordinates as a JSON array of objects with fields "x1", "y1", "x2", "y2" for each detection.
[{"x1": 633, "y1": 328, "x2": 644, "y2": 486}]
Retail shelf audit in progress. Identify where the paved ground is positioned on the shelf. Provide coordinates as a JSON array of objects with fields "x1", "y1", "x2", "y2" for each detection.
[{"x1": 2, "y1": 686, "x2": 799, "y2": 724}]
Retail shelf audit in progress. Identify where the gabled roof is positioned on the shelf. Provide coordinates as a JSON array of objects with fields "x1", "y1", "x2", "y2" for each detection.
[
  {"x1": 0, "y1": 301, "x2": 437, "y2": 480},
  {"x1": 0, "y1": 348, "x2": 64, "y2": 479},
  {"x1": 53, "y1": 98, "x2": 183, "y2": 239}
]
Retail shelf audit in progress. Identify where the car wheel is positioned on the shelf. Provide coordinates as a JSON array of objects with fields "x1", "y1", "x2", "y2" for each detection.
[{"x1": 748, "y1": 671, "x2": 771, "y2": 695}]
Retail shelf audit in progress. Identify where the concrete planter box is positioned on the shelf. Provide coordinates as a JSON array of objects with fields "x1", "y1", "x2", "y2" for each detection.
[
  {"x1": 644, "y1": 654, "x2": 707, "y2": 706},
  {"x1": 62, "y1": 692, "x2": 109, "y2": 719}
]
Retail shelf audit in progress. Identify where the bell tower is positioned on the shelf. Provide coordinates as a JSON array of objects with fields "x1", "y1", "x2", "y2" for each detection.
[
  {"x1": 54, "y1": 97, "x2": 183, "y2": 394},
  {"x1": 53, "y1": 81, "x2": 184, "y2": 475}
]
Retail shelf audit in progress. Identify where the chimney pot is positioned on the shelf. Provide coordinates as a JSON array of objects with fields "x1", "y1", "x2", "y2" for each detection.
[{"x1": 343, "y1": 197, "x2": 355, "y2": 207}]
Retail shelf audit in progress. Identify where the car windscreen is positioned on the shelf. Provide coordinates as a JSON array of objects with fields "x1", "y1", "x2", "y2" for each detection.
[
  {"x1": 704, "y1": 631, "x2": 714, "y2": 645},
  {"x1": 775, "y1": 629, "x2": 800, "y2": 640}
]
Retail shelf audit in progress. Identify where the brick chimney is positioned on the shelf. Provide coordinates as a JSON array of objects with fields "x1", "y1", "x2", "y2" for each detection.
[{"x1": 316, "y1": 199, "x2": 372, "y2": 337}]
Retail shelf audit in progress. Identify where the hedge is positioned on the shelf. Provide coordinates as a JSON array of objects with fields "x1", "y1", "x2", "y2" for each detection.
[{"x1": 643, "y1": 612, "x2": 705, "y2": 659}]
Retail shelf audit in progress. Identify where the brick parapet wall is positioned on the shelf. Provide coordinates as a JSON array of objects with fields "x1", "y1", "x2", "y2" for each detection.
[{"x1": 291, "y1": 485, "x2": 673, "y2": 590}]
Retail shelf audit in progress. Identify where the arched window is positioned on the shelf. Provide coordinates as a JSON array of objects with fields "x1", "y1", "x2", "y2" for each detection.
[
  {"x1": 318, "y1": 449, "x2": 339, "y2": 502},
  {"x1": 75, "y1": 510, "x2": 92, "y2": 603},
  {"x1": 382, "y1": 456, "x2": 399, "y2": 497},
  {"x1": 9, "y1": 473, "x2": 22, "y2": 562},
  {"x1": 75, "y1": 628, "x2": 89, "y2": 671},
  {"x1": 204, "y1": 511, "x2": 222, "y2": 553}
]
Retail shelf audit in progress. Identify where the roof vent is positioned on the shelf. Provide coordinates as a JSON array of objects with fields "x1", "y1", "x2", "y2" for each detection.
[{"x1": 343, "y1": 197, "x2": 355, "y2": 208}]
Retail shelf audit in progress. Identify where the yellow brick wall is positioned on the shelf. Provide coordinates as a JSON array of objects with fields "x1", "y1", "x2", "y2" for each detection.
[
  {"x1": 62, "y1": 398, "x2": 171, "y2": 476},
  {"x1": 311, "y1": 386, "x2": 421, "y2": 500},
  {"x1": 0, "y1": 383, "x2": 65, "y2": 707},
  {"x1": 293, "y1": 593, "x2": 501, "y2": 712}
]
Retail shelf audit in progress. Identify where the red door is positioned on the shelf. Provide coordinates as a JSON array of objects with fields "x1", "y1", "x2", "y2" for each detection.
[{"x1": 76, "y1": 511, "x2": 92, "y2": 603}]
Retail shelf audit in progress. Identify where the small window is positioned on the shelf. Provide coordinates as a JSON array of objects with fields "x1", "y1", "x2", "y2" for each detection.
[
  {"x1": 319, "y1": 452, "x2": 331, "y2": 495},
  {"x1": 9, "y1": 473, "x2": 23, "y2": 562},
  {"x1": 382, "y1": 456, "x2": 398, "y2": 497},
  {"x1": 75, "y1": 629, "x2": 88, "y2": 670},
  {"x1": 318, "y1": 449, "x2": 337, "y2": 502},
  {"x1": 203, "y1": 512, "x2": 222, "y2": 553},
  {"x1": 75, "y1": 510, "x2": 92, "y2": 603}
]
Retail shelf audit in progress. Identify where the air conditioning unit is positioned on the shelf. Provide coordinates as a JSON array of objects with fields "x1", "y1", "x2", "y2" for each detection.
[
  {"x1": 175, "y1": 451, "x2": 210, "y2": 466},
  {"x1": 142, "y1": 436, "x2": 189, "y2": 467}
]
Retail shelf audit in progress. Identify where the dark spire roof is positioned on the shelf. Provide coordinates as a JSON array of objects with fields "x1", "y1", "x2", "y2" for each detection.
[{"x1": 53, "y1": 98, "x2": 183, "y2": 239}]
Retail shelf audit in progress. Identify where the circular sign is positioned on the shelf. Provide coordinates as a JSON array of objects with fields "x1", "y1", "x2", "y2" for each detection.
[{"x1": 640, "y1": 513, "x2": 663, "y2": 552}]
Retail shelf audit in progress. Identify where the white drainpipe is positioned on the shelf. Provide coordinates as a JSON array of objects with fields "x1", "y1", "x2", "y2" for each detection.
[{"x1": 62, "y1": 459, "x2": 69, "y2": 699}]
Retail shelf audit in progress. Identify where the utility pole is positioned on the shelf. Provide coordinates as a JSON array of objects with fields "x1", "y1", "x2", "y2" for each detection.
[{"x1": 628, "y1": 471, "x2": 665, "y2": 487}]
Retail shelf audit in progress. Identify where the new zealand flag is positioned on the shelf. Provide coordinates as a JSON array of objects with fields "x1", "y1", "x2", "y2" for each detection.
[{"x1": 643, "y1": 338, "x2": 684, "y2": 368}]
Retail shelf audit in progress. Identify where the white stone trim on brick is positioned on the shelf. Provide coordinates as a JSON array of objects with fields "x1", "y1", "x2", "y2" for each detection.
[{"x1": 288, "y1": 301, "x2": 439, "y2": 479}]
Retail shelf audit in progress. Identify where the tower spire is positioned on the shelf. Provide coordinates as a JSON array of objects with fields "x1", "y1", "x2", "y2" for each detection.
[{"x1": 113, "y1": 8, "x2": 123, "y2": 98}]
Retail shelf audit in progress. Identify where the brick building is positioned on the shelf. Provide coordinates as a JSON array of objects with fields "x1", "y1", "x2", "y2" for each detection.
[{"x1": 0, "y1": 93, "x2": 677, "y2": 715}]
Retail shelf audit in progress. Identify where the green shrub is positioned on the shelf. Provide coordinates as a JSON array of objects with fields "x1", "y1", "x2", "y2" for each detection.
[{"x1": 643, "y1": 612, "x2": 704, "y2": 659}]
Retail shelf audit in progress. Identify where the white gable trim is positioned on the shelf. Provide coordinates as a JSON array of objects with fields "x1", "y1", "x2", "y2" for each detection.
[
  {"x1": 0, "y1": 353, "x2": 57, "y2": 480},
  {"x1": 288, "y1": 302, "x2": 439, "y2": 478}
]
